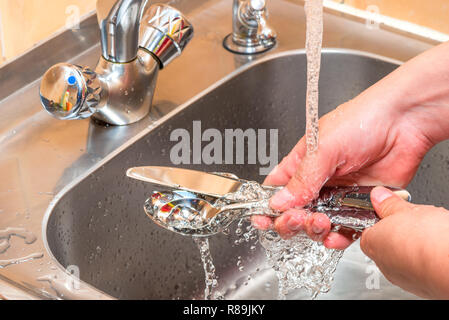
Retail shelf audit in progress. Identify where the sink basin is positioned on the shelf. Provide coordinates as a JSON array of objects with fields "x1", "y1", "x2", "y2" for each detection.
[
  {"x1": 44, "y1": 50, "x2": 428, "y2": 299},
  {"x1": 0, "y1": 0, "x2": 443, "y2": 300}
]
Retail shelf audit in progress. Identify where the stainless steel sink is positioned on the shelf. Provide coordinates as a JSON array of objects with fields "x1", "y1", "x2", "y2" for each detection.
[
  {"x1": 44, "y1": 50, "x2": 422, "y2": 300},
  {"x1": 0, "y1": 0, "x2": 440, "y2": 299}
]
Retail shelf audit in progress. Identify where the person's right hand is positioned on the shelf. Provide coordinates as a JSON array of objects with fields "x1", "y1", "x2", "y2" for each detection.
[
  {"x1": 252, "y1": 41, "x2": 449, "y2": 249},
  {"x1": 360, "y1": 186, "x2": 449, "y2": 299},
  {"x1": 252, "y1": 93, "x2": 432, "y2": 249}
]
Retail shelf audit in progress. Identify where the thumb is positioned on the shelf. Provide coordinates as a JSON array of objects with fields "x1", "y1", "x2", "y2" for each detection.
[{"x1": 371, "y1": 186, "x2": 413, "y2": 219}]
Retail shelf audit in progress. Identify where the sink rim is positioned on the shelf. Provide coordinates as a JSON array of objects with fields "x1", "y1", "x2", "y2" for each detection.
[{"x1": 41, "y1": 47, "x2": 402, "y2": 296}]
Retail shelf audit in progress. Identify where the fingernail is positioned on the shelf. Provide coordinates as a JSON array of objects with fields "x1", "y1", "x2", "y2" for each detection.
[
  {"x1": 371, "y1": 187, "x2": 394, "y2": 205},
  {"x1": 312, "y1": 224, "x2": 324, "y2": 234},
  {"x1": 287, "y1": 215, "x2": 304, "y2": 231},
  {"x1": 323, "y1": 233, "x2": 337, "y2": 248},
  {"x1": 311, "y1": 215, "x2": 326, "y2": 234},
  {"x1": 271, "y1": 188, "x2": 295, "y2": 210}
]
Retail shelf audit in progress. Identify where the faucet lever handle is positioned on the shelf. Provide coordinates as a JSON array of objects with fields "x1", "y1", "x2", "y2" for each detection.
[
  {"x1": 139, "y1": 4, "x2": 194, "y2": 68},
  {"x1": 40, "y1": 63, "x2": 104, "y2": 120},
  {"x1": 250, "y1": 0, "x2": 266, "y2": 11},
  {"x1": 249, "y1": 0, "x2": 276, "y2": 44},
  {"x1": 224, "y1": 0, "x2": 276, "y2": 54}
]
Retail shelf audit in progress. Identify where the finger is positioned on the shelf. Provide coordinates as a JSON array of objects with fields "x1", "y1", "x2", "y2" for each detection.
[
  {"x1": 251, "y1": 215, "x2": 273, "y2": 230},
  {"x1": 371, "y1": 186, "x2": 413, "y2": 219},
  {"x1": 273, "y1": 209, "x2": 308, "y2": 239},
  {"x1": 270, "y1": 148, "x2": 339, "y2": 211},
  {"x1": 323, "y1": 230, "x2": 359, "y2": 250},
  {"x1": 264, "y1": 137, "x2": 307, "y2": 186},
  {"x1": 304, "y1": 212, "x2": 332, "y2": 242}
]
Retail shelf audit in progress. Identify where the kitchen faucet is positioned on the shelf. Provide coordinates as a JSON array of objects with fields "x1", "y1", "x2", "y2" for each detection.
[
  {"x1": 224, "y1": 0, "x2": 276, "y2": 54},
  {"x1": 39, "y1": 0, "x2": 193, "y2": 126}
]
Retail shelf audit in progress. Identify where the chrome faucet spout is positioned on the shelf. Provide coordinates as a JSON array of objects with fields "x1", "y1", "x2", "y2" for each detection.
[{"x1": 98, "y1": 0, "x2": 149, "y2": 63}]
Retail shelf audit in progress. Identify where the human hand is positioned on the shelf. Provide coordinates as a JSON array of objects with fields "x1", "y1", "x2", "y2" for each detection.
[
  {"x1": 361, "y1": 187, "x2": 449, "y2": 299},
  {"x1": 252, "y1": 41, "x2": 449, "y2": 249},
  {"x1": 252, "y1": 90, "x2": 432, "y2": 249},
  {"x1": 252, "y1": 83, "x2": 434, "y2": 248}
]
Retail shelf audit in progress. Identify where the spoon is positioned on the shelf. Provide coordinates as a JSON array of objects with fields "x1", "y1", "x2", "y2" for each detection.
[
  {"x1": 144, "y1": 191, "x2": 281, "y2": 236},
  {"x1": 142, "y1": 185, "x2": 411, "y2": 237},
  {"x1": 127, "y1": 166, "x2": 411, "y2": 236}
]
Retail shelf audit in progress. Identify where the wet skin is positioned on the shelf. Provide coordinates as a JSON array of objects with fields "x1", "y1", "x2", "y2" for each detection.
[{"x1": 252, "y1": 41, "x2": 449, "y2": 299}]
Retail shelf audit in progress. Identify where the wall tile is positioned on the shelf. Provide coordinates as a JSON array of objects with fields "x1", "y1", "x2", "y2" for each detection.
[
  {"x1": 336, "y1": 0, "x2": 449, "y2": 34},
  {"x1": 0, "y1": 0, "x2": 96, "y2": 61},
  {"x1": 0, "y1": 1, "x2": 448, "y2": 64},
  {"x1": 0, "y1": 18, "x2": 5, "y2": 64}
]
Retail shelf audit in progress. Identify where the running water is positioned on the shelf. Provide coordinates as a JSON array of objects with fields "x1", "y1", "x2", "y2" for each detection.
[
  {"x1": 193, "y1": 237, "x2": 223, "y2": 300},
  {"x1": 304, "y1": 0, "x2": 323, "y2": 154},
  {"x1": 259, "y1": 0, "x2": 344, "y2": 299},
  {"x1": 145, "y1": 1, "x2": 343, "y2": 300}
]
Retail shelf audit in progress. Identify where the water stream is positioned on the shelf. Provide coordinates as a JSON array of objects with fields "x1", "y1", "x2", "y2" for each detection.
[
  {"x1": 193, "y1": 237, "x2": 223, "y2": 300},
  {"x1": 148, "y1": 0, "x2": 343, "y2": 300},
  {"x1": 304, "y1": 0, "x2": 323, "y2": 154},
  {"x1": 259, "y1": 0, "x2": 344, "y2": 299}
]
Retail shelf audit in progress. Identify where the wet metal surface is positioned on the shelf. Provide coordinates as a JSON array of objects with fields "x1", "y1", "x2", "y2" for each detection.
[{"x1": 0, "y1": 0, "x2": 438, "y2": 299}]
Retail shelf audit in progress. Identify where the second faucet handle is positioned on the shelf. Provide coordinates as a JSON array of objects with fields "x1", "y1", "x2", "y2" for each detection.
[
  {"x1": 224, "y1": 0, "x2": 276, "y2": 54},
  {"x1": 248, "y1": 0, "x2": 276, "y2": 45},
  {"x1": 40, "y1": 63, "x2": 105, "y2": 120}
]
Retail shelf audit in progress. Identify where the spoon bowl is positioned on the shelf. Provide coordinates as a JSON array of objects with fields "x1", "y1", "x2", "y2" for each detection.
[{"x1": 143, "y1": 190, "x2": 279, "y2": 236}]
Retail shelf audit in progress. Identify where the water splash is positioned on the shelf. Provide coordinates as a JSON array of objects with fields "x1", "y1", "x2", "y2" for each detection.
[
  {"x1": 247, "y1": 0, "x2": 346, "y2": 300},
  {"x1": 260, "y1": 230, "x2": 343, "y2": 299},
  {"x1": 246, "y1": 0, "x2": 345, "y2": 299},
  {"x1": 222, "y1": 181, "x2": 345, "y2": 299},
  {"x1": 0, "y1": 252, "x2": 44, "y2": 269},
  {"x1": 193, "y1": 237, "x2": 223, "y2": 300},
  {"x1": 0, "y1": 227, "x2": 37, "y2": 254},
  {"x1": 146, "y1": 177, "x2": 348, "y2": 299},
  {"x1": 225, "y1": 180, "x2": 345, "y2": 298},
  {"x1": 0, "y1": 227, "x2": 42, "y2": 269}
]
